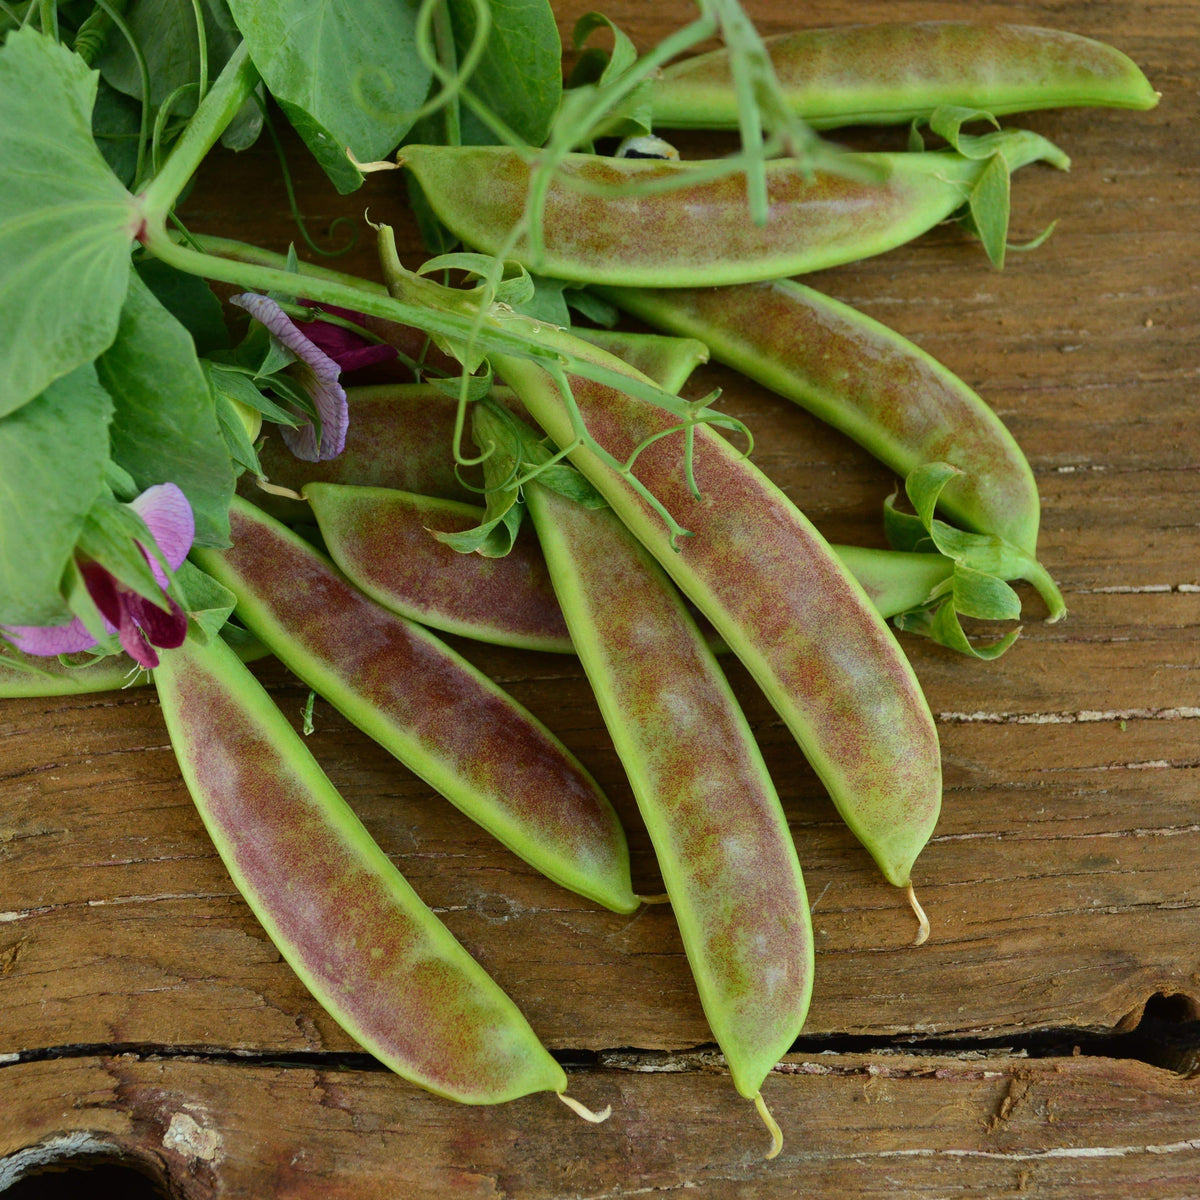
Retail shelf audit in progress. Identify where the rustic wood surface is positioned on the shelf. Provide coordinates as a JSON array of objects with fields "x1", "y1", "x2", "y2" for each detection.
[{"x1": 2, "y1": 1, "x2": 1198, "y2": 1196}]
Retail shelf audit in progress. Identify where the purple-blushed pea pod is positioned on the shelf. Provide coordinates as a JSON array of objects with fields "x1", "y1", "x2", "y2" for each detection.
[
  {"x1": 303, "y1": 480, "x2": 954, "y2": 655},
  {"x1": 492, "y1": 409, "x2": 810, "y2": 1158},
  {"x1": 191, "y1": 497, "x2": 638, "y2": 914},
  {"x1": 397, "y1": 130, "x2": 1068, "y2": 289},
  {"x1": 640, "y1": 22, "x2": 1158, "y2": 131},
  {"x1": 493, "y1": 333, "x2": 942, "y2": 896},
  {"x1": 153, "y1": 633, "x2": 575, "y2": 1107},
  {"x1": 601, "y1": 279, "x2": 1066, "y2": 619},
  {"x1": 305, "y1": 482, "x2": 574, "y2": 654}
]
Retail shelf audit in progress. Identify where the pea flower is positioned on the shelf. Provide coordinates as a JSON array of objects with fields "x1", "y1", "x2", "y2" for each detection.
[
  {"x1": 1, "y1": 483, "x2": 194, "y2": 670},
  {"x1": 231, "y1": 294, "x2": 396, "y2": 461}
]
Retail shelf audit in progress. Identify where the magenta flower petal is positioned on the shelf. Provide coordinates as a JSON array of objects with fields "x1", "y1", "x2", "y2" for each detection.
[
  {"x1": 1, "y1": 617, "x2": 100, "y2": 657},
  {"x1": 130, "y1": 482, "x2": 195, "y2": 586},
  {"x1": 231, "y1": 293, "x2": 350, "y2": 462},
  {"x1": 300, "y1": 302, "x2": 398, "y2": 372}
]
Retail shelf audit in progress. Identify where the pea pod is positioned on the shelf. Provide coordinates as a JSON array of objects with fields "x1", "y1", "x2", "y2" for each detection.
[
  {"x1": 479, "y1": 403, "x2": 810, "y2": 1156},
  {"x1": 639, "y1": 22, "x2": 1158, "y2": 131},
  {"x1": 398, "y1": 130, "x2": 1068, "y2": 289},
  {"x1": 303, "y1": 481, "x2": 956, "y2": 656},
  {"x1": 493, "y1": 332, "x2": 942, "y2": 890},
  {"x1": 305, "y1": 482, "x2": 574, "y2": 653},
  {"x1": 192, "y1": 496, "x2": 637, "y2": 914},
  {"x1": 154, "y1": 634, "x2": 569, "y2": 1104},
  {"x1": 601, "y1": 279, "x2": 1064, "y2": 617}
]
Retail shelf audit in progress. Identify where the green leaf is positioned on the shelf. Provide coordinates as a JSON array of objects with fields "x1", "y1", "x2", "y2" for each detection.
[
  {"x1": 135, "y1": 257, "x2": 230, "y2": 356},
  {"x1": 449, "y1": 0, "x2": 561, "y2": 148},
  {"x1": 226, "y1": 0, "x2": 433, "y2": 193},
  {"x1": 0, "y1": 27, "x2": 135, "y2": 417},
  {"x1": 927, "y1": 105, "x2": 1000, "y2": 156},
  {"x1": 174, "y1": 560, "x2": 237, "y2": 639},
  {"x1": 92, "y1": 77, "x2": 143, "y2": 188},
  {"x1": 0, "y1": 364, "x2": 114, "y2": 626},
  {"x1": 967, "y1": 153, "x2": 1012, "y2": 268},
  {"x1": 97, "y1": 0, "x2": 243, "y2": 112},
  {"x1": 96, "y1": 273, "x2": 236, "y2": 547},
  {"x1": 206, "y1": 362, "x2": 301, "y2": 426}
]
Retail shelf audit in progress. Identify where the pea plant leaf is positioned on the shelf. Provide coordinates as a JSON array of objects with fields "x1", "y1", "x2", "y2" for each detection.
[
  {"x1": 0, "y1": 365, "x2": 114, "y2": 627},
  {"x1": 97, "y1": 0, "x2": 243, "y2": 112},
  {"x1": 135, "y1": 258, "x2": 231, "y2": 356},
  {"x1": 225, "y1": 0, "x2": 433, "y2": 193},
  {"x1": 450, "y1": 0, "x2": 562, "y2": 147},
  {"x1": 0, "y1": 27, "x2": 136, "y2": 417},
  {"x1": 96, "y1": 273, "x2": 237, "y2": 547}
]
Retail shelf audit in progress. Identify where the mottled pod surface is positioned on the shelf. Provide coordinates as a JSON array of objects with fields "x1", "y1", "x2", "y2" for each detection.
[
  {"x1": 153, "y1": 635, "x2": 566, "y2": 1104},
  {"x1": 497, "y1": 336, "x2": 941, "y2": 887},
  {"x1": 400, "y1": 135, "x2": 1056, "y2": 288},
  {"x1": 306, "y1": 483, "x2": 574, "y2": 653},
  {"x1": 527, "y1": 482, "x2": 812, "y2": 1102},
  {"x1": 647, "y1": 21, "x2": 1159, "y2": 129},
  {"x1": 193, "y1": 498, "x2": 637, "y2": 913},
  {"x1": 606, "y1": 280, "x2": 1044, "y2": 554}
]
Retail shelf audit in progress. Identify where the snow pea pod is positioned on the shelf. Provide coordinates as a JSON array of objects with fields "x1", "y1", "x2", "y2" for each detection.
[
  {"x1": 642, "y1": 22, "x2": 1158, "y2": 131},
  {"x1": 601, "y1": 279, "x2": 1065, "y2": 617},
  {"x1": 499, "y1": 412, "x2": 810, "y2": 1157},
  {"x1": 398, "y1": 130, "x2": 1067, "y2": 289},
  {"x1": 193, "y1": 497, "x2": 637, "y2": 914},
  {"x1": 154, "y1": 633, "x2": 568, "y2": 1105},
  {"x1": 493, "y1": 333, "x2": 942, "y2": 890},
  {"x1": 305, "y1": 482, "x2": 574, "y2": 653},
  {"x1": 303, "y1": 481, "x2": 954, "y2": 656}
]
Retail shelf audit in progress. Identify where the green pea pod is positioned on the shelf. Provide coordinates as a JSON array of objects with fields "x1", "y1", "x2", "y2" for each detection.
[
  {"x1": 493, "y1": 334, "x2": 942, "y2": 891},
  {"x1": 639, "y1": 22, "x2": 1158, "y2": 131},
  {"x1": 398, "y1": 130, "x2": 1068, "y2": 289},
  {"x1": 305, "y1": 482, "x2": 574, "y2": 653},
  {"x1": 601, "y1": 279, "x2": 1065, "y2": 619},
  {"x1": 153, "y1": 633, "x2": 567, "y2": 1105},
  {"x1": 302, "y1": 480, "x2": 955, "y2": 657},
  {"x1": 192, "y1": 497, "x2": 638, "y2": 914},
  {"x1": 497, "y1": 413, "x2": 811, "y2": 1158}
]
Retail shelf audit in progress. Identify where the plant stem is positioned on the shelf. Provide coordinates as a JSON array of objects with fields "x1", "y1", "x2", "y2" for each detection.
[{"x1": 139, "y1": 41, "x2": 257, "y2": 222}]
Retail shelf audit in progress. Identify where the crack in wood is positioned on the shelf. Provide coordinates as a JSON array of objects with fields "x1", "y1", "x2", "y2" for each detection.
[{"x1": 937, "y1": 707, "x2": 1200, "y2": 725}]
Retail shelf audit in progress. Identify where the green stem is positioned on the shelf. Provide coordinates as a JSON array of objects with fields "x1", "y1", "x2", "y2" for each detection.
[
  {"x1": 1022, "y1": 559, "x2": 1068, "y2": 623},
  {"x1": 139, "y1": 41, "x2": 257, "y2": 222}
]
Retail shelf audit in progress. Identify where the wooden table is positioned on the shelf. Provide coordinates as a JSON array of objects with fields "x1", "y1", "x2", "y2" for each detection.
[{"x1": 3, "y1": 2, "x2": 1198, "y2": 1195}]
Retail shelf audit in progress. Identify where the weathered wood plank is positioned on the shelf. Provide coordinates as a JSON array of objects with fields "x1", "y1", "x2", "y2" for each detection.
[
  {"x1": 3, "y1": 1054, "x2": 1199, "y2": 1198},
  {"x1": 2, "y1": 0, "x2": 1197, "y2": 1191}
]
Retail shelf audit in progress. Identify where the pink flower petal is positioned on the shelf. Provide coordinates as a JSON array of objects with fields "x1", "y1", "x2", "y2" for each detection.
[
  {"x1": 1, "y1": 618, "x2": 100, "y2": 657},
  {"x1": 130, "y1": 482, "x2": 195, "y2": 585}
]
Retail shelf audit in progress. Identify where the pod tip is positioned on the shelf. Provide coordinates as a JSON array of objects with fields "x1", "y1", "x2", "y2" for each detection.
[
  {"x1": 754, "y1": 1091, "x2": 784, "y2": 1159},
  {"x1": 558, "y1": 1092, "x2": 612, "y2": 1124},
  {"x1": 906, "y1": 882, "x2": 931, "y2": 946}
]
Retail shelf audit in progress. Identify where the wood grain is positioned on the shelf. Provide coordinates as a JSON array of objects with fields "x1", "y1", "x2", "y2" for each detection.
[{"x1": 2, "y1": 1, "x2": 1198, "y2": 1195}]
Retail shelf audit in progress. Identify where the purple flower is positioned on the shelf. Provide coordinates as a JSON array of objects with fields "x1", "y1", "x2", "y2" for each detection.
[
  {"x1": 2, "y1": 484, "x2": 195, "y2": 670},
  {"x1": 299, "y1": 302, "x2": 399, "y2": 373},
  {"x1": 231, "y1": 294, "x2": 393, "y2": 461}
]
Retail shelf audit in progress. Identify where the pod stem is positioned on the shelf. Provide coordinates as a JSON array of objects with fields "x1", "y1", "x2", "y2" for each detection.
[
  {"x1": 906, "y1": 882, "x2": 931, "y2": 946},
  {"x1": 754, "y1": 1091, "x2": 784, "y2": 1159},
  {"x1": 558, "y1": 1092, "x2": 613, "y2": 1124},
  {"x1": 636, "y1": 892, "x2": 672, "y2": 905}
]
